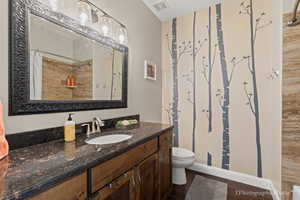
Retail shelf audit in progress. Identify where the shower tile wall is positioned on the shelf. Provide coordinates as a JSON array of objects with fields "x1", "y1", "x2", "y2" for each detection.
[
  {"x1": 42, "y1": 57, "x2": 73, "y2": 100},
  {"x1": 42, "y1": 57, "x2": 93, "y2": 100},
  {"x1": 283, "y1": 12, "x2": 300, "y2": 200},
  {"x1": 72, "y1": 61, "x2": 93, "y2": 100}
]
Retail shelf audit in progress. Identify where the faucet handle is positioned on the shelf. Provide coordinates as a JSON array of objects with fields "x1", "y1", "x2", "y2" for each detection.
[
  {"x1": 99, "y1": 120, "x2": 105, "y2": 127},
  {"x1": 95, "y1": 117, "x2": 105, "y2": 127},
  {"x1": 81, "y1": 124, "x2": 91, "y2": 137}
]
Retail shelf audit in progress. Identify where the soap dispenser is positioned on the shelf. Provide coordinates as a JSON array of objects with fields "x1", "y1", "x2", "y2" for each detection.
[{"x1": 64, "y1": 113, "x2": 76, "y2": 142}]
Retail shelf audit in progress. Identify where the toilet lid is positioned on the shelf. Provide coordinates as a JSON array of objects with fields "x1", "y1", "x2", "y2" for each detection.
[{"x1": 172, "y1": 147, "x2": 195, "y2": 159}]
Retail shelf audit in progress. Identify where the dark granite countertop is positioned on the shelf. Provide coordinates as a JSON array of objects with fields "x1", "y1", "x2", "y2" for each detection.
[{"x1": 0, "y1": 122, "x2": 172, "y2": 200}]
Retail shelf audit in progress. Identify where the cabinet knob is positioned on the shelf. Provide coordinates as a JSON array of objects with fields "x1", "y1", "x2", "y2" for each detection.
[{"x1": 75, "y1": 191, "x2": 85, "y2": 200}]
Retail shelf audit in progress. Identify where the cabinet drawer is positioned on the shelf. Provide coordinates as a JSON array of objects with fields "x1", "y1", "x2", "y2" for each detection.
[
  {"x1": 91, "y1": 138, "x2": 158, "y2": 193},
  {"x1": 30, "y1": 172, "x2": 87, "y2": 200}
]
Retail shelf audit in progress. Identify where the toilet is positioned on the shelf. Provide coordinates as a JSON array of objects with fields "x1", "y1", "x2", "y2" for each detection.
[
  {"x1": 172, "y1": 147, "x2": 195, "y2": 185},
  {"x1": 293, "y1": 186, "x2": 300, "y2": 200}
]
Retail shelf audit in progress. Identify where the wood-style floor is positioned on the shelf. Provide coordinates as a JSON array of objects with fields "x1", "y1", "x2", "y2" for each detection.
[{"x1": 168, "y1": 170, "x2": 273, "y2": 200}]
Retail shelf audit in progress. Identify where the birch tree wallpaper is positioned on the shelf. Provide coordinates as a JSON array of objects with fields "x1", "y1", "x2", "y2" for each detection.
[{"x1": 162, "y1": 0, "x2": 274, "y2": 178}]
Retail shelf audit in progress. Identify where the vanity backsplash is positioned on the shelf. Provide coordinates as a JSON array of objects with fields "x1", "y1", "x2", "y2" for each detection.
[{"x1": 6, "y1": 115, "x2": 139, "y2": 150}]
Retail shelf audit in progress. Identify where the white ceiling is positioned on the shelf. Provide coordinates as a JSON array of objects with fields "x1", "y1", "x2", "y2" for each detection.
[{"x1": 142, "y1": 0, "x2": 224, "y2": 21}]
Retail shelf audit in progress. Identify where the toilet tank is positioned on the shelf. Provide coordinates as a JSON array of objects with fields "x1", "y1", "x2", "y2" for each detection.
[{"x1": 294, "y1": 186, "x2": 300, "y2": 200}]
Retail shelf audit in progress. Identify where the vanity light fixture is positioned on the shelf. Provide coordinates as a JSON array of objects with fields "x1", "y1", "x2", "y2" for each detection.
[{"x1": 77, "y1": 0, "x2": 129, "y2": 45}]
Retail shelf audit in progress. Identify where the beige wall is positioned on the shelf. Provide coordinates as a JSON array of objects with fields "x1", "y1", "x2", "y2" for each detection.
[
  {"x1": 162, "y1": 0, "x2": 282, "y2": 188},
  {"x1": 0, "y1": 0, "x2": 162, "y2": 134}
]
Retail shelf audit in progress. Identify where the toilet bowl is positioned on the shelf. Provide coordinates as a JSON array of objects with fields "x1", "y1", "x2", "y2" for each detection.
[{"x1": 172, "y1": 147, "x2": 195, "y2": 185}]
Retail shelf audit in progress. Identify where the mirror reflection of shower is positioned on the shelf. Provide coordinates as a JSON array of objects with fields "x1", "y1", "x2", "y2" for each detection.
[{"x1": 29, "y1": 13, "x2": 123, "y2": 101}]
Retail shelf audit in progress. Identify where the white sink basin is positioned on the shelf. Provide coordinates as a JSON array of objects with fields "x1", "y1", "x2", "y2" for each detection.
[{"x1": 86, "y1": 134, "x2": 132, "y2": 145}]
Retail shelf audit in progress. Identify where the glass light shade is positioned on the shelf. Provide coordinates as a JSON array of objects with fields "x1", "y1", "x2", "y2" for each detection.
[
  {"x1": 110, "y1": 21, "x2": 119, "y2": 41},
  {"x1": 48, "y1": 0, "x2": 58, "y2": 11},
  {"x1": 77, "y1": 1, "x2": 91, "y2": 26},
  {"x1": 99, "y1": 15, "x2": 113, "y2": 37},
  {"x1": 118, "y1": 27, "x2": 128, "y2": 45}
]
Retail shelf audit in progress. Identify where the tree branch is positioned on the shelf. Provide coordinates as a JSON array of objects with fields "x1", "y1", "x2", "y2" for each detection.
[
  {"x1": 216, "y1": 90, "x2": 224, "y2": 110},
  {"x1": 166, "y1": 34, "x2": 172, "y2": 57},
  {"x1": 211, "y1": 44, "x2": 218, "y2": 70},
  {"x1": 239, "y1": 1, "x2": 251, "y2": 16},
  {"x1": 243, "y1": 84, "x2": 255, "y2": 115},
  {"x1": 245, "y1": 56, "x2": 253, "y2": 74},
  {"x1": 178, "y1": 42, "x2": 192, "y2": 61},
  {"x1": 218, "y1": 97, "x2": 223, "y2": 110},
  {"x1": 201, "y1": 57, "x2": 209, "y2": 84},
  {"x1": 195, "y1": 38, "x2": 208, "y2": 56},
  {"x1": 254, "y1": 19, "x2": 259, "y2": 44},
  {"x1": 229, "y1": 57, "x2": 245, "y2": 85},
  {"x1": 164, "y1": 103, "x2": 173, "y2": 124},
  {"x1": 254, "y1": 13, "x2": 272, "y2": 44},
  {"x1": 202, "y1": 70, "x2": 209, "y2": 84},
  {"x1": 187, "y1": 91, "x2": 194, "y2": 104},
  {"x1": 257, "y1": 21, "x2": 272, "y2": 31}
]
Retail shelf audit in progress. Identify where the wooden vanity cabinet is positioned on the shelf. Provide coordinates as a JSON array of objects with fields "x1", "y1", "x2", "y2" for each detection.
[
  {"x1": 91, "y1": 131, "x2": 173, "y2": 200},
  {"x1": 93, "y1": 153, "x2": 159, "y2": 200},
  {"x1": 158, "y1": 131, "x2": 173, "y2": 200},
  {"x1": 29, "y1": 130, "x2": 173, "y2": 200}
]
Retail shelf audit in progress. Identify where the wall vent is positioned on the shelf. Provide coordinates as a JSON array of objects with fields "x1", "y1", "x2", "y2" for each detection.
[{"x1": 153, "y1": 1, "x2": 168, "y2": 12}]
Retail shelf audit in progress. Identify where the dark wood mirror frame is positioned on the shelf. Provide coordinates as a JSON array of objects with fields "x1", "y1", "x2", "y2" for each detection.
[{"x1": 9, "y1": 0, "x2": 128, "y2": 116}]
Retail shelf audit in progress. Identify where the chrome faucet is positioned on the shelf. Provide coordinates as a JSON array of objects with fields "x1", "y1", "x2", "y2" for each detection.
[
  {"x1": 82, "y1": 117, "x2": 105, "y2": 138},
  {"x1": 92, "y1": 117, "x2": 105, "y2": 133}
]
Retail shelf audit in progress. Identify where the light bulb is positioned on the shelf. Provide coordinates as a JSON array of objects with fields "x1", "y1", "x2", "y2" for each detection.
[
  {"x1": 118, "y1": 27, "x2": 128, "y2": 45},
  {"x1": 79, "y1": 12, "x2": 88, "y2": 25},
  {"x1": 119, "y1": 34, "x2": 125, "y2": 43},
  {"x1": 100, "y1": 15, "x2": 113, "y2": 37},
  {"x1": 48, "y1": 0, "x2": 58, "y2": 11},
  {"x1": 77, "y1": 1, "x2": 91, "y2": 26},
  {"x1": 102, "y1": 25, "x2": 109, "y2": 36}
]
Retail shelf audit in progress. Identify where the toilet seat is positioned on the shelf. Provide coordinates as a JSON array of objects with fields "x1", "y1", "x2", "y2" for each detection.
[{"x1": 172, "y1": 147, "x2": 195, "y2": 160}]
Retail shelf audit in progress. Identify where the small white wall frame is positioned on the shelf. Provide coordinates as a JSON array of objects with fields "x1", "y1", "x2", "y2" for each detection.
[{"x1": 144, "y1": 60, "x2": 157, "y2": 81}]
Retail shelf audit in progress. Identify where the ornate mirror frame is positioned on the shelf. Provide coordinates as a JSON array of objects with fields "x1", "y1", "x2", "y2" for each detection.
[{"x1": 9, "y1": 0, "x2": 128, "y2": 115}]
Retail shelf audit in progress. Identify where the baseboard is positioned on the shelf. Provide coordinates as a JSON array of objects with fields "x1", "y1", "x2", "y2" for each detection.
[{"x1": 189, "y1": 162, "x2": 280, "y2": 200}]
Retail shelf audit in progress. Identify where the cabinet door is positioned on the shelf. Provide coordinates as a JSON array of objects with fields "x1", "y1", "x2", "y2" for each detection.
[
  {"x1": 93, "y1": 170, "x2": 137, "y2": 200},
  {"x1": 159, "y1": 131, "x2": 172, "y2": 200},
  {"x1": 136, "y1": 153, "x2": 159, "y2": 200}
]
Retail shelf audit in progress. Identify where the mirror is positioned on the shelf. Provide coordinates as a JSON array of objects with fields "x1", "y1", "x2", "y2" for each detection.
[
  {"x1": 29, "y1": 14, "x2": 123, "y2": 101},
  {"x1": 9, "y1": 0, "x2": 128, "y2": 115}
]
